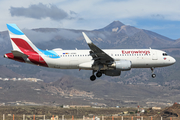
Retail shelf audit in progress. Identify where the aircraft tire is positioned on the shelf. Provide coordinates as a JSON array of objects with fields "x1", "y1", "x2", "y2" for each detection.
[
  {"x1": 152, "y1": 74, "x2": 156, "y2": 78},
  {"x1": 96, "y1": 72, "x2": 102, "y2": 78},
  {"x1": 90, "y1": 75, "x2": 96, "y2": 81}
]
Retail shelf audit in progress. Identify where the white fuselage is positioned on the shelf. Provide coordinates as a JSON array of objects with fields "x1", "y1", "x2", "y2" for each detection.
[{"x1": 38, "y1": 49, "x2": 175, "y2": 70}]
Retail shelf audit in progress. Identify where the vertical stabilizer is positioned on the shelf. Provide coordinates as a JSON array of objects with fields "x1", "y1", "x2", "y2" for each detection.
[
  {"x1": 6, "y1": 24, "x2": 48, "y2": 67},
  {"x1": 6, "y1": 24, "x2": 39, "y2": 53}
]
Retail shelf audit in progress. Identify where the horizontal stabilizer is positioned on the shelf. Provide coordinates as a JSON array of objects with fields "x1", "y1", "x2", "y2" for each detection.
[{"x1": 11, "y1": 50, "x2": 28, "y2": 58}]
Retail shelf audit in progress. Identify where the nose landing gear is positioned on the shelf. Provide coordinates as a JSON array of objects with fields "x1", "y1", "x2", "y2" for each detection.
[
  {"x1": 152, "y1": 74, "x2": 156, "y2": 78},
  {"x1": 151, "y1": 67, "x2": 156, "y2": 78}
]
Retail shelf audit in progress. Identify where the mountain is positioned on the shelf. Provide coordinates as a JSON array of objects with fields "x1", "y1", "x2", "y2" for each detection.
[
  {"x1": 94, "y1": 21, "x2": 175, "y2": 49},
  {"x1": 0, "y1": 66, "x2": 22, "y2": 78},
  {"x1": 1, "y1": 77, "x2": 180, "y2": 107},
  {"x1": 0, "y1": 21, "x2": 180, "y2": 106},
  {"x1": 0, "y1": 21, "x2": 180, "y2": 82},
  {"x1": 0, "y1": 20, "x2": 180, "y2": 77},
  {"x1": 1, "y1": 21, "x2": 178, "y2": 50},
  {"x1": 95, "y1": 21, "x2": 125, "y2": 32},
  {"x1": 29, "y1": 21, "x2": 178, "y2": 50}
]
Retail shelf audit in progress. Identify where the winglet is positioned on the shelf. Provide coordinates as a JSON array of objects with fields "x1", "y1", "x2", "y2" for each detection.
[{"x1": 82, "y1": 32, "x2": 92, "y2": 44}]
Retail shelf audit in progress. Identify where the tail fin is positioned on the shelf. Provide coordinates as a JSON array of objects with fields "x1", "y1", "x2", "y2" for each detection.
[
  {"x1": 5, "y1": 24, "x2": 48, "y2": 67},
  {"x1": 7, "y1": 24, "x2": 39, "y2": 54}
]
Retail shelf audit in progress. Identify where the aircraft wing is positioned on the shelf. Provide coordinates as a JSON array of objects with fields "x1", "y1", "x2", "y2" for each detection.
[
  {"x1": 11, "y1": 50, "x2": 28, "y2": 58},
  {"x1": 82, "y1": 32, "x2": 114, "y2": 64}
]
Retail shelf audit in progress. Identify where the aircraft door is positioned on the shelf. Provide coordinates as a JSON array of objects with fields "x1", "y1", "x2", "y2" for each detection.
[{"x1": 152, "y1": 51, "x2": 158, "y2": 60}]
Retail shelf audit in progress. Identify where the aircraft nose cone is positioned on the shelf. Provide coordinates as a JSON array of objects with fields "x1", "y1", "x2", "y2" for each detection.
[{"x1": 172, "y1": 57, "x2": 176, "y2": 64}]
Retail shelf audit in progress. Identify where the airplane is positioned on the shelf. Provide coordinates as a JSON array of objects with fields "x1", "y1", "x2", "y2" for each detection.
[{"x1": 4, "y1": 24, "x2": 176, "y2": 81}]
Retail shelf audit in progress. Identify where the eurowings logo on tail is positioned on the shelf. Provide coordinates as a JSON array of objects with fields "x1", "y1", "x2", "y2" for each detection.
[
  {"x1": 5, "y1": 24, "x2": 49, "y2": 67},
  {"x1": 7, "y1": 24, "x2": 24, "y2": 35}
]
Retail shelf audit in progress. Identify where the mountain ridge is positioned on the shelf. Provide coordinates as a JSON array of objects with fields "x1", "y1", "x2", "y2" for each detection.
[
  {"x1": 30, "y1": 21, "x2": 178, "y2": 49},
  {"x1": 0, "y1": 21, "x2": 180, "y2": 106},
  {"x1": 0, "y1": 21, "x2": 178, "y2": 50}
]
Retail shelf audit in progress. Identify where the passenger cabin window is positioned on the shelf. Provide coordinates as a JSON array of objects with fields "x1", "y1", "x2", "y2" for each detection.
[{"x1": 163, "y1": 53, "x2": 168, "y2": 56}]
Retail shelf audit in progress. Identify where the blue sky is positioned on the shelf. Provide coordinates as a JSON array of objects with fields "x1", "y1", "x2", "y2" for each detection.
[
  {"x1": 0, "y1": 0, "x2": 180, "y2": 39},
  {"x1": 133, "y1": 19, "x2": 180, "y2": 39}
]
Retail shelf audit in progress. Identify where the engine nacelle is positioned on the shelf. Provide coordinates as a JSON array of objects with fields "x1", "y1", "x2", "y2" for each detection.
[
  {"x1": 110, "y1": 60, "x2": 131, "y2": 71},
  {"x1": 104, "y1": 70, "x2": 121, "y2": 76}
]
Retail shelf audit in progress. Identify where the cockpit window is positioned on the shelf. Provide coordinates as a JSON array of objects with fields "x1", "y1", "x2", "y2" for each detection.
[{"x1": 163, "y1": 53, "x2": 168, "y2": 56}]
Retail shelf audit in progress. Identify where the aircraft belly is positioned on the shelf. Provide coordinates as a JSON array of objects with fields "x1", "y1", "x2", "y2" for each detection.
[
  {"x1": 44, "y1": 57, "x2": 91, "y2": 69},
  {"x1": 131, "y1": 58, "x2": 165, "y2": 68},
  {"x1": 131, "y1": 57, "x2": 157, "y2": 68},
  {"x1": 69, "y1": 60, "x2": 79, "y2": 69}
]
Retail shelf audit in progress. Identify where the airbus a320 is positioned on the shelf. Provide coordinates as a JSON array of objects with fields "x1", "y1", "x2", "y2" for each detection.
[{"x1": 4, "y1": 24, "x2": 176, "y2": 81}]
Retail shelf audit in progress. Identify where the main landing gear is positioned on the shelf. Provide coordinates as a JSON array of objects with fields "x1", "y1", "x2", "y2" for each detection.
[
  {"x1": 151, "y1": 67, "x2": 156, "y2": 78},
  {"x1": 96, "y1": 71, "x2": 102, "y2": 77},
  {"x1": 90, "y1": 70, "x2": 102, "y2": 81},
  {"x1": 90, "y1": 75, "x2": 96, "y2": 81}
]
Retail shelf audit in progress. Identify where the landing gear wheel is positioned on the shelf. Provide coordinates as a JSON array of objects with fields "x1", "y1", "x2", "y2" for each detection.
[
  {"x1": 152, "y1": 74, "x2": 156, "y2": 78},
  {"x1": 96, "y1": 72, "x2": 102, "y2": 78},
  {"x1": 90, "y1": 75, "x2": 96, "y2": 81}
]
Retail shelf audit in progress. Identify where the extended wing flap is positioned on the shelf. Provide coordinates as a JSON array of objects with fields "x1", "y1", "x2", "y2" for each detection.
[
  {"x1": 82, "y1": 32, "x2": 114, "y2": 64},
  {"x1": 11, "y1": 50, "x2": 28, "y2": 58}
]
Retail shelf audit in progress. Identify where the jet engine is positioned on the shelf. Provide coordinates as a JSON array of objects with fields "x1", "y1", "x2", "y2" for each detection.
[{"x1": 110, "y1": 60, "x2": 131, "y2": 71}]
